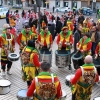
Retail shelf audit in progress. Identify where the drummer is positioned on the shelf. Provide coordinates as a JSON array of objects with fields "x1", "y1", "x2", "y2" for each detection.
[
  {"x1": 0, "y1": 25, "x2": 15, "y2": 76},
  {"x1": 17, "y1": 25, "x2": 37, "y2": 53},
  {"x1": 70, "y1": 55, "x2": 99, "y2": 100},
  {"x1": 76, "y1": 33, "x2": 92, "y2": 58},
  {"x1": 38, "y1": 26, "x2": 53, "y2": 51},
  {"x1": 95, "y1": 40, "x2": 100, "y2": 59},
  {"x1": 56, "y1": 26, "x2": 73, "y2": 51},
  {"x1": 21, "y1": 40, "x2": 41, "y2": 87},
  {"x1": 27, "y1": 62, "x2": 62, "y2": 100}
]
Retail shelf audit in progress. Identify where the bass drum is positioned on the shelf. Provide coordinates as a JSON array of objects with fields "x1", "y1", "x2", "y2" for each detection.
[
  {"x1": 0, "y1": 79, "x2": 11, "y2": 95},
  {"x1": 72, "y1": 52, "x2": 84, "y2": 69},
  {"x1": 93, "y1": 57, "x2": 100, "y2": 75},
  {"x1": 55, "y1": 50, "x2": 71, "y2": 68},
  {"x1": 17, "y1": 89, "x2": 31, "y2": 100},
  {"x1": 39, "y1": 49, "x2": 52, "y2": 66}
]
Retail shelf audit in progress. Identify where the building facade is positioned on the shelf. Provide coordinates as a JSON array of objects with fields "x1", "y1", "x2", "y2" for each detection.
[{"x1": 2, "y1": 0, "x2": 100, "y2": 9}]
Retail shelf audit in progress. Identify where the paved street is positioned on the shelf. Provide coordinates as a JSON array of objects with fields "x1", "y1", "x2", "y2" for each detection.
[{"x1": 0, "y1": 10, "x2": 100, "y2": 100}]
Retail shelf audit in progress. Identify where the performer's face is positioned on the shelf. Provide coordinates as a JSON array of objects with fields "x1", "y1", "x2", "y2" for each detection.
[
  {"x1": 44, "y1": 28, "x2": 48, "y2": 34},
  {"x1": 63, "y1": 29, "x2": 68, "y2": 33},
  {"x1": 25, "y1": 28, "x2": 31, "y2": 33},
  {"x1": 6, "y1": 29, "x2": 10, "y2": 35},
  {"x1": 83, "y1": 35, "x2": 88, "y2": 40}
]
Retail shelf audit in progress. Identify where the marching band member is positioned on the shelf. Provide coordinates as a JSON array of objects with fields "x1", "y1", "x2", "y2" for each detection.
[
  {"x1": 56, "y1": 26, "x2": 73, "y2": 51},
  {"x1": 95, "y1": 41, "x2": 100, "y2": 59},
  {"x1": 82, "y1": 20, "x2": 90, "y2": 34},
  {"x1": 9, "y1": 15, "x2": 16, "y2": 28},
  {"x1": 17, "y1": 25, "x2": 36, "y2": 53},
  {"x1": 67, "y1": 17, "x2": 74, "y2": 32},
  {"x1": 27, "y1": 62, "x2": 62, "y2": 100},
  {"x1": 32, "y1": 25, "x2": 38, "y2": 39},
  {"x1": 77, "y1": 33, "x2": 92, "y2": 57},
  {"x1": 0, "y1": 25, "x2": 15, "y2": 76},
  {"x1": 71, "y1": 55, "x2": 99, "y2": 100},
  {"x1": 38, "y1": 26, "x2": 53, "y2": 51},
  {"x1": 21, "y1": 40, "x2": 41, "y2": 87}
]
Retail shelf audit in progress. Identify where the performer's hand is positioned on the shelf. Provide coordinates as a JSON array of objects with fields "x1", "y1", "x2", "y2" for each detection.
[
  {"x1": 95, "y1": 54, "x2": 98, "y2": 59},
  {"x1": 49, "y1": 48, "x2": 52, "y2": 51},
  {"x1": 67, "y1": 42, "x2": 70, "y2": 46},
  {"x1": 77, "y1": 48, "x2": 80, "y2": 51},
  {"x1": 81, "y1": 50, "x2": 84, "y2": 53}
]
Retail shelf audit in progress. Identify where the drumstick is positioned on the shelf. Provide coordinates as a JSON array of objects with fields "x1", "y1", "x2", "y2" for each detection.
[{"x1": 42, "y1": 51, "x2": 45, "y2": 62}]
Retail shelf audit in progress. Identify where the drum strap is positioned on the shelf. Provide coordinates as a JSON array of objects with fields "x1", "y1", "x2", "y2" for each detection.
[
  {"x1": 80, "y1": 66, "x2": 97, "y2": 80},
  {"x1": 35, "y1": 74, "x2": 54, "y2": 86}
]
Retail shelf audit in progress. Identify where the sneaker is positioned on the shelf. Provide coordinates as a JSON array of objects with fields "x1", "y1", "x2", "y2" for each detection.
[
  {"x1": 2, "y1": 71, "x2": 6, "y2": 76},
  {"x1": 7, "y1": 71, "x2": 12, "y2": 75}
]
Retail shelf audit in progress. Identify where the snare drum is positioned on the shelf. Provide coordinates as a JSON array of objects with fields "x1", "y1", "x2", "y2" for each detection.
[
  {"x1": 60, "y1": 90, "x2": 67, "y2": 100},
  {"x1": 39, "y1": 49, "x2": 52, "y2": 66},
  {"x1": 17, "y1": 89, "x2": 31, "y2": 100},
  {"x1": 0, "y1": 79, "x2": 11, "y2": 95},
  {"x1": 72, "y1": 51, "x2": 84, "y2": 69},
  {"x1": 8, "y1": 53, "x2": 20, "y2": 61},
  {"x1": 65, "y1": 74, "x2": 75, "y2": 87},
  {"x1": 55, "y1": 50, "x2": 71, "y2": 68},
  {"x1": 93, "y1": 97, "x2": 100, "y2": 100}
]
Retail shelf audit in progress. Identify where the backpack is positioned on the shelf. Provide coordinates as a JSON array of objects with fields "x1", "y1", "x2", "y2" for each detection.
[
  {"x1": 21, "y1": 47, "x2": 33, "y2": 65},
  {"x1": 35, "y1": 74, "x2": 57, "y2": 100},
  {"x1": 80, "y1": 66, "x2": 97, "y2": 84}
]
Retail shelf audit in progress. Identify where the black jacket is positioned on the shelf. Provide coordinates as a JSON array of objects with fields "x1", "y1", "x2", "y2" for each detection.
[{"x1": 74, "y1": 30, "x2": 82, "y2": 52}]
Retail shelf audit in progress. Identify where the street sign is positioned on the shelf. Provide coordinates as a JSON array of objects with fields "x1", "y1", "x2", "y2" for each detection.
[{"x1": 93, "y1": 0, "x2": 96, "y2": 2}]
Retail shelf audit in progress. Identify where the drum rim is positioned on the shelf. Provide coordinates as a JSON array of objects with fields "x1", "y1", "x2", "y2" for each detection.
[
  {"x1": 8, "y1": 53, "x2": 20, "y2": 59},
  {"x1": 0, "y1": 79, "x2": 11, "y2": 87},
  {"x1": 17, "y1": 89, "x2": 29, "y2": 98},
  {"x1": 72, "y1": 53, "x2": 83, "y2": 60},
  {"x1": 55, "y1": 50, "x2": 70, "y2": 56}
]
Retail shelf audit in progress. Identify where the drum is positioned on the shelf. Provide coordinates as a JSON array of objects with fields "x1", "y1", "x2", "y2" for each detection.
[
  {"x1": 72, "y1": 51, "x2": 84, "y2": 69},
  {"x1": 8, "y1": 53, "x2": 20, "y2": 62},
  {"x1": 65, "y1": 74, "x2": 75, "y2": 87},
  {"x1": 55, "y1": 50, "x2": 70, "y2": 68},
  {"x1": 60, "y1": 90, "x2": 67, "y2": 100},
  {"x1": 93, "y1": 57, "x2": 100, "y2": 75},
  {"x1": 93, "y1": 97, "x2": 100, "y2": 100},
  {"x1": 96, "y1": 76, "x2": 100, "y2": 86},
  {"x1": 17, "y1": 89, "x2": 31, "y2": 100},
  {"x1": 39, "y1": 49, "x2": 52, "y2": 66},
  {"x1": 0, "y1": 79, "x2": 11, "y2": 95}
]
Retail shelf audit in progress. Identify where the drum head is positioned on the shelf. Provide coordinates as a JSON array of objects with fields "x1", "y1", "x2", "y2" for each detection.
[
  {"x1": 17, "y1": 89, "x2": 27, "y2": 98},
  {"x1": 72, "y1": 52, "x2": 82, "y2": 60},
  {"x1": 11, "y1": 54, "x2": 17, "y2": 57},
  {"x1": 94, "y1": 97, "x2": 100, "y2": 100},
  {"x1": 93, "y1": 59, "x2": 100, "y2": 67},
  {"x1": 55, "y1": 50, "x2": 70, "y2": 55},
  {"x1": 0, "y1": 80, "x2": 11, "y2": 86},
  {"x1": 66, "y1": 75, "x2": 75, "y2": 81},
  {"x1": 40, "y1": 49, "x2": 51, "y2": 54}
]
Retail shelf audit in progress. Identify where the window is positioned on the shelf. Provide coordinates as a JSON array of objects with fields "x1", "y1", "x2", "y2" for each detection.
[{"x1": 64, "y1": 2, "x2": 68, "y2": 7}]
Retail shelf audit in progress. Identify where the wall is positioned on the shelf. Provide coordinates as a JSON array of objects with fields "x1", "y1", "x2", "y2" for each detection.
[
  {"x1": 49, "y1": 0, "x2": 55, "y2": 8},
  {"x1": 77, "y1": 1, "x2": 81, "y2": 9},
  {"x1": 60, "y1": 0, "x2": 63, "y2": 7}
]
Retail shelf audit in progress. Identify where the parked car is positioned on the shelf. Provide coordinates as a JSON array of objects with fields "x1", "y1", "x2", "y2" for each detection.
[
  {"x1": 55, "y1": 7, "x2": 70, "y2": 13},
  {"x1": 0, "y1": 7, "x2": 9, "y2": 18},
  {"x1": 82, "y1": 7, "x2": 93, "y2": 15},
  {"x1": 12, "y1": 4, "x2": 22, "y2": 9}
]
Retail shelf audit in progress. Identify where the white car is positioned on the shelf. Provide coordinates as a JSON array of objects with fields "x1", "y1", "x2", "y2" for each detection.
[
  {"x1": 55, "y1": 7, "x2": 70, "y2": 13},
  {"x1": 0, "y1": 7, "x2": 9, "y2": 18}
]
